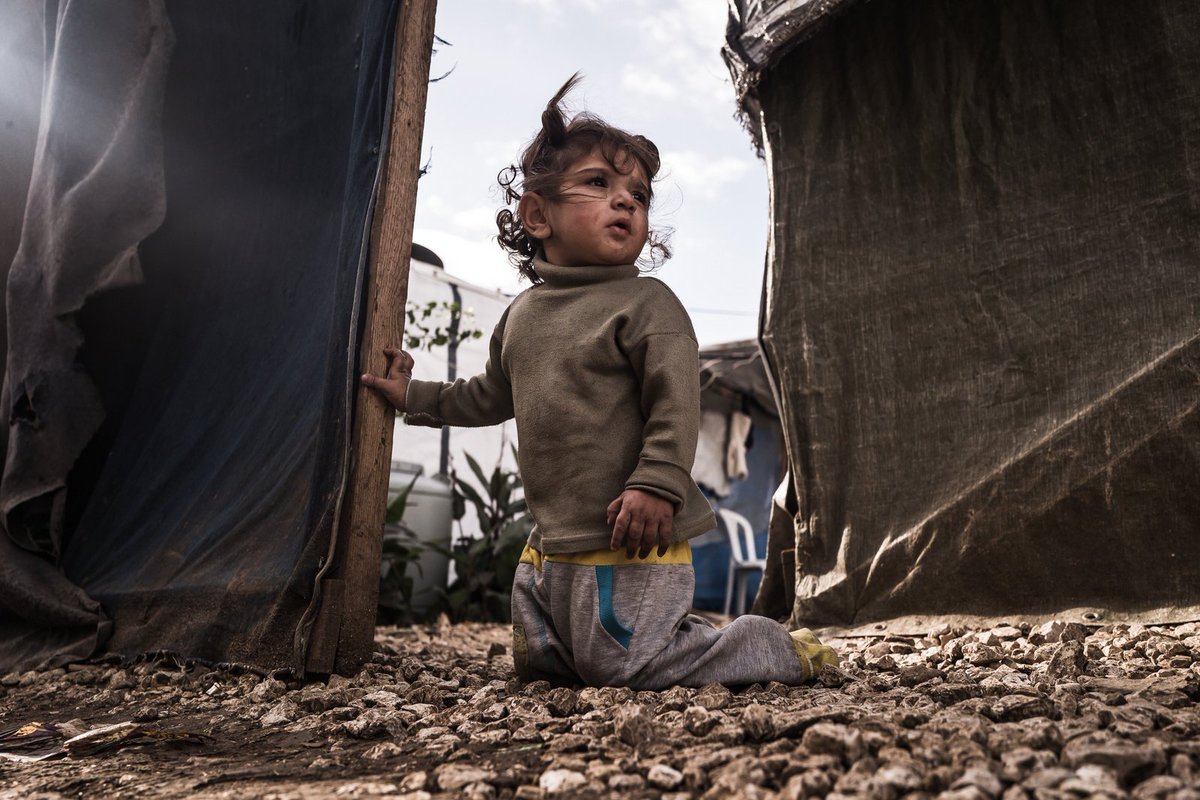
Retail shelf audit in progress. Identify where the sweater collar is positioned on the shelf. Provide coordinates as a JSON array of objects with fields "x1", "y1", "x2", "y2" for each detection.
[{"x1": 534, "y1": 256, "x2": 638, "y2": 287}]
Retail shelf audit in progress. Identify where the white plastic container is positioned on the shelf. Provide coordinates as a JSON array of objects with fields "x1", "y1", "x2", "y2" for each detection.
[{"x1": 385, "y1": 461, "x2": 453, "y2": 613}]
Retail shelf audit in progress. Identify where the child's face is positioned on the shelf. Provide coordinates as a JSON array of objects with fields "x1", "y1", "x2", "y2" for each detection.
[{"x1": 534, "y1": 148, "x2": 650, "y2": 267}]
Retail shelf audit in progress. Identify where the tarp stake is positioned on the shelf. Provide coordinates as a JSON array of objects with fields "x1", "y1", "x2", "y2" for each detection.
[{"x1": 305, "y1": 0, "x2": 438, "y2": 676}]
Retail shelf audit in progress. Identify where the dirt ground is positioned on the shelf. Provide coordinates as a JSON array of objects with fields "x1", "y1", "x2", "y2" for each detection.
[{"x1": 2, "y1": 618, "x2": 1199, "y2": 799}]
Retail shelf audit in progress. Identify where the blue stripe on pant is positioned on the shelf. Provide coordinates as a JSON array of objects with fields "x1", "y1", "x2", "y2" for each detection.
[{"x1": 594, "y1": 565, "x2": 633, "y2": 649}]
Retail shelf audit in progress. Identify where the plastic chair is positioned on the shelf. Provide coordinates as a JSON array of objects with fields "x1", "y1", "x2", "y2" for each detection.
[{"x1": 718, "y1": 508, "x2": 766, "y2": 616}]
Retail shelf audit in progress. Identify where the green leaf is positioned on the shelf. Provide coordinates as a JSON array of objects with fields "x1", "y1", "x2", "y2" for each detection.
[
  {"x1": 450, "y1": 489, "x2": 466, "y2": 521},
  {"x1": 453, "y1": 479, "x2": 485, "y2": 517},
  {"x1": 489, "y1": 466, "x2": 503, "y2": 506},
  {"x1": 464, "y1": 453, "x2": 490, "y2": 495},
  {"x1": 385, "y1": 473, "x2": 421, "y2": 524}
]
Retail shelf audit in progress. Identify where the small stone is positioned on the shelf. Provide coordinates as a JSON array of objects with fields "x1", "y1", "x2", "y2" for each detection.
[
  {"x1": 866, "y1": 654, "x2": 897, "y2": 671},
  {"x1": 471, "y1": 729, "x2": 509, "y2": 746},
  {"x1": 801, "y1": 723, "x2": 865, "y2": 764},
  {"x1": 545, "y1": 687, "x2": 577, "y2": 717},
  {"x1": 1170, "y1": 753, "x2": 1196, "y2": 781},
  {"x1": 462, "y1": 782, "x2": 496, "y2": 800},
  {"x1": 927, "y1": 683, "x2": 983, "y2": 704},
  {"x1": 415, "y1": 725, "x2": 451, "y2": 740},
  {"x1": 1062, "y1": 740, "x2": 1167, "y2": 786},
  {"x1": 871, "y1": 763, "x2": 922, "y2": 795},
  {"x1": 818, "y1": 665, "x2": 849, "y2": 687},
  {"x1": 741, "y1": 703, "x2": 774, "y2": 741},
  {"x1": 992, "y1": 626, "x2": 1023, "y2": 640},
  {"x1": 1046, "y1": 640, "x2": 1087, "y2": 682},
  {"x1": 608, "y1": 773, "x2": 645, "y2": 790},
  {"x1": 898, "y1": 664, "x2": 944, "y2": 687},
  {"x1": 1031, "y1": 621, "x2": 1066, "y2": 645},
  {"x1": 950, "y1": 766, "x2": 1003, "y2": 799},
  {"x1": 694, "y1": 683, "x2": 732, "y2": 711},
  {"x1": 406, "y1": 684, "x2": 444, "y2": 706},
  {"x1": 866, "y1": 641, "x2": 893, "y2": 659},
  {"x1": 343, "y1": 708, "x2": 404, "y2": 738},
  {"x1": 486, "y1": 642, "x2": 506, "y2": 658},
  {"x1": 546, "y1": 734, "x2": 589, "y2": 753},
  {"x1": 782, "y1": 771, "x2": 831, "y2": 800},
  {"x1": 1059, "y1": 763, "x2": 1122, "y2": 795},
  {"x1": 938, "y1": 789, "x2": 989, "y2": 800},
  {"x1": 962, "y1": 642, "x2": 1002, "y2": 666},
  {"x1": 999, "y1": 747, "x2": 1057, "y2": 782},
  {"x1": 1058, "y1": 622, "x2": 1090, "y2": 642},
  {"x1": 512, "y1": 723, "x2": 543, "y2": 743},
  {"x1": 478, "y1": 702, "x2": 507, "y2": 722},
  {"x1": 108, "y1": 671, "x2": 137, "y2": 690},
  {"x1": 614, "y1": 704, "x2": 656, "y2": 748},
  {"x1": 248, "y1": 678, "x2": 286, "y2": 703},
  {"x1": 1025, "y1": 766, "x2": 1074, "y2": 790},
  {"x1": 399, "y1": 772, "x2": 428, "y2": 792},
  {"x1": 1131, "y1": 774, "x2": 1184, "y2": 798},
  {"x1": 260, "y1": 697, "x2": 300, "y2": 726},
  {"x1": 684, "y1": 705, "x2": 719, "y2": 736},
  {"x1": 360, "y1": 690, "x2": 403, "y2": 709},
  {"x1": 363, "y1": 741, "x2": 404, "y2": 760},
  {"x1": 647, "y1": 763, "x2": 684, "y2": 789},
  {"x1": 335, "y1": 782, "x2": 402, "y2": 796},
  {"x1": 991, "y1": 693, "x2": 1053, "y2": 722},
  {"x1": 298, "y1": 684, "x2": 347, "y2": 712},
  {"x1": 978, "y1": 631, "x2": 1002, "y2": 647},
  {"x1": 437, "y1": 765, "x2": 496, "y2": 791},
  {"x1": 539, "y1": 768, "x2": 587, "y2": 795}
]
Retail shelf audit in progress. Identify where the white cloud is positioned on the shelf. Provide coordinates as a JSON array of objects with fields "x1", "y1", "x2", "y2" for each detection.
[
  {"x1": 659, "y1": 150, "x2": 753, "y2": 201},
  {"x1": 512, "y1": 0, "x2": 603, "y2": 18},
  {"x1": 448, "y1": 205, "x2": 498, "y2": 233},
  {"x1": 620, "y1": 0, "x2": 735, "y2": 112},
  {"x1": 620, "y1": 65, "x2": 676, "y2": 101}
]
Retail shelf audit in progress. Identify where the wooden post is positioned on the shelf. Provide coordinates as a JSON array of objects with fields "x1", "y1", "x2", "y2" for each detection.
[{"x1": 305, "y1": 0, "x2": 438, "y2": 675}]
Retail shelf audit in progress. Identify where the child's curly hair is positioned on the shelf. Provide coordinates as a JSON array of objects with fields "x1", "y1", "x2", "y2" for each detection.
[{"x1": 495, "y1": 73, "x2": 672, "y2": 283}]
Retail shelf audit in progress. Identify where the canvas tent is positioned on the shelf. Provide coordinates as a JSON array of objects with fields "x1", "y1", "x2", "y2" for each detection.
[
  {"x1": 0, "y1": 0, "x2": 434, "y2": 674},
  {"x1": 724, "y1": 0, "x2": 1200, "y2": 632}
]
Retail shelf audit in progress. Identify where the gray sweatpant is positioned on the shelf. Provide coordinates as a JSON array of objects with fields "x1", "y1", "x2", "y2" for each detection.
[{"x1": 510, "y1": 548, "x2": 822, "y2": 690}]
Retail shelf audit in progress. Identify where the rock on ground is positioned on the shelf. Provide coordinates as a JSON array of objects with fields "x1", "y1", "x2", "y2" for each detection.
[{"x1": 1, "y1": 620, "x2": 1199, "y2": 798}]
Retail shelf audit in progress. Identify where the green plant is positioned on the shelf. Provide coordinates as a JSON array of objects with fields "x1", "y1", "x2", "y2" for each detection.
[
  {"x1": 437, "y1": 448, "x2": 531, "y2": 623},
  {"x1": 404, "y1": 300, "x2": 483, "y2": 352}
]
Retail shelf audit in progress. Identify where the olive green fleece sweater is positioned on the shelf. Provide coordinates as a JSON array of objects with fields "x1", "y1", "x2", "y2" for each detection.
[{"x1": 404, "y1": 257, "x2": 716, "y2": 554}]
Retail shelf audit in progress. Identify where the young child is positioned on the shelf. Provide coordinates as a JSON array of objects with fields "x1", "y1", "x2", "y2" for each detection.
[{"x1": 362, "y1": 75, "x2": 835, "y2": 690}]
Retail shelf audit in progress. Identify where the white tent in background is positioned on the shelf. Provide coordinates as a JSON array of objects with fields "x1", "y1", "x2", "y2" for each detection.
[{"x1": 390, "y1": 245, "x2": 518, "y2": 546}]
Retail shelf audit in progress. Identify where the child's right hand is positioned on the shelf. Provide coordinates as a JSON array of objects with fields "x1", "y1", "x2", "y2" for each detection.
[
  {"x1": 360, "y1": 346, "x2": 413, "y2": 412},
  {"x1": 607, "y1": 488, "x2": 674, "y2": 559}
]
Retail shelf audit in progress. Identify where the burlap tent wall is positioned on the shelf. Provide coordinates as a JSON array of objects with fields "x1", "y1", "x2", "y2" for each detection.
[
  {"x1": 0, "y1": 0, "x2": 412, "y2": 672},
  {"x1": 725, "y1": 0, "x2": 1200, "y2": 632}
]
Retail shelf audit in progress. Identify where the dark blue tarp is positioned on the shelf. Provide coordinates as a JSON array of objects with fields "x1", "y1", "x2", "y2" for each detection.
[{"x1": 1, "y1": 0, "x2": 401, "y2": 672}]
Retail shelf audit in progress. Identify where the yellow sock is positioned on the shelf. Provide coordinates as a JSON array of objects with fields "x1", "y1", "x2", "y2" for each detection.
[{"x1": 790, "y1": 627, "x2": 838, "y2": 679}]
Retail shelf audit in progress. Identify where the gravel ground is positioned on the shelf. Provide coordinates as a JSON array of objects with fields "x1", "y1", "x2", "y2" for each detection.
[{"x1": 2, "y1": 618, "x2": 1199, "y2": 799}]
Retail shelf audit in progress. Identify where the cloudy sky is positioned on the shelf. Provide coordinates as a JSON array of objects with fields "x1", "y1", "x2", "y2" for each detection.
[{"x1": 412, "y1": 0, "x2": 769, "y2": 346}]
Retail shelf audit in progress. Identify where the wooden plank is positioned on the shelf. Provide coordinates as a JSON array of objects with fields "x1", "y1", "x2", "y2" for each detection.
[
  {"x1": 305, "y1": 0, "x2": 438, "y2": 676},
  {"x1": 304, "y1": 579, "x2": 345, "y2": 674}
]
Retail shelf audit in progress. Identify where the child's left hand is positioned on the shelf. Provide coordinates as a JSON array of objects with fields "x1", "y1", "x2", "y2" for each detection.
[{"x1": 607, "y1": 489, "x2": 674, "y2": 559}]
